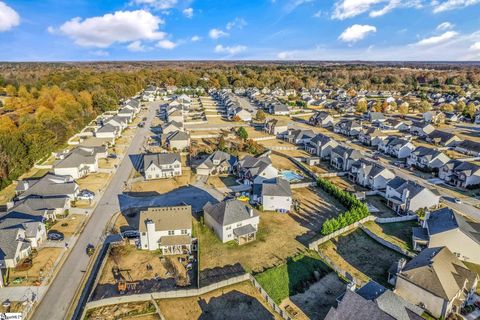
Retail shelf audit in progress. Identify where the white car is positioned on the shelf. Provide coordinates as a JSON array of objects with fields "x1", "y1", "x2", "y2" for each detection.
[{"x1": 78, "y1": 190, "x2": 95, "y2": 201}]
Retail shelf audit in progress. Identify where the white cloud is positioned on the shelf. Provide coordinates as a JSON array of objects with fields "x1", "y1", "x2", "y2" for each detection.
[
  {"x1": 191, "y1": 35, "x2": 201, "y2": 42},
  {"x1": 156, "y1": 39, "x2": 177, "y2": 49},
  {"x1": 89, "y1": 50, "x2": 109, "y2": 57},
  {"x1": 470, "y1": 42, "x2": 480, "y2": 50},
  {"x1": 338, "y1": 24, "x2": 376, "y2": 42},
  {"x1": 432, "y1": 0, "x2": 480, "y2": 13},
  {"x1": 413, "y1": 30, "x2": 458, "y2": 46},
  {"x1": 214, "y1": 44, "x2": 247, "y2": 55},
  {"x1": 313, "y1": 10, "x2": 323, "y2": 17},
  {"x1": 127, "y1": 40, "x2": 146, "y2": 52},
  {"x1": 209, "y1": 28, "x2": 229, "y2": 39},
  {"x1": 436, "y1": 21, "x2": 454, "y2": 30},
  {"x1": 57, "y1": 10, "x2": 166, "y2": 48},
  {"x1": 283, "y1": 0, "x2": 313, "y2": 12},
  {"x1": 226, "y1": 18, "x2": 247, "y2": 30},
  {"x1": 182, "y1": 7, "x2": 193, "y2": 18},
  {"x1": 132, "y1": 0, "x2": 178, "y2": 10},
  {"x1": 332, "y1": 0, "x2": 421, "y2": 19},
  {"x1": 0, "y1": 1, "x2": 20, "y2": 32}
]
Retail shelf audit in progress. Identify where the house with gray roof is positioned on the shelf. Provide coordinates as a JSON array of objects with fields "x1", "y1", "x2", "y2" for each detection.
[
  {"x1": 203, "y1": 199, "x2": 259, "y2": 245},
  {"x1": 330, "y1": 145, "x2": 363, "y2": 171},
  {"x1": 378, "y1": 137, "x2": 415, "y2": 159},
  {"x1": 456, "y1": 140, "x2": 480, "y2": 157},
  {"x1": 143, "y1": 152, "x2": 182, "y2": 180},
  {"x1": 54, "y1": 146, "x2": 107, "y2": 179},
  {"x1": 385, "y1": 177, "x2": 440, "y2": 215},
  {"x1": 264, "y1": 118, "x2": 289, "y2": 136},
  {"x1": 95, "y1": 123, "x2": 120, "y2": 139},
  {"x1": 253, "y1": 177, "x2": 292, "y2": 212},
  {"x1": 412, "y1": 207, "x2": 480, "y2": 264},
  {"x1": 406, "y1": 146, "x2": 450, "y2": 171},
  {"x1": 306, "y1": 133, "x2": 339, "y2": 159},
  {"x1": 138, "y1": 205, "x2": 192, "y2": 254},
  {"x1": 194, "y1": 151, "x2": 237, "y2": 176},
  {"x1": 438, "y1": 160, "x2": 480, "y2": 188},
  {"x1": 426, "y1": 130, "x2": 462, "y2": 147},
  {"x1": 268, "y1": 103, "x2": 290, "y2": 115},
  {"x1": 359, "y1": 127, "x2": 389, "y2": 147},
  {"x1": 392, "y1": 247, "x2": 478, "y2": 319},
  {"x1": 283, "y1": 128, "x2": 315, "y2": 146},
  {"x1": 16, "y1": 173, "x2": 78, "y2": 200},
  {"x1": 308, "y1": 111, "x2": 334, "y2": 127},
  {"x1": 164, "y1": 130, "x2": 190, "y2": 151},
  {"x1": 334, "y1": 119, "x2": 362, "y2": 137},
  {"x1": 409, "y1": 121, "x2": 435, "y2": 137},
  {"x1": 0, "y1": 228, "x2": 32, "y2": 269},
  {"x1": 161, "y1": 121, "x2": 184, "y2": 135},
  {"x1": 349, "y1": 159, "x2": 395, "y2": 190},
  {"x1": 237, "y1": 154, "x2": 279, "y2": 185}
]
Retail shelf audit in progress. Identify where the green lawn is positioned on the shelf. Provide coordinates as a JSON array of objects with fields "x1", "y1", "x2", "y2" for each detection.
[
  {"x1": 254, "y1": 251, "x2": 331, "y2": 304},
  {"x1": 363, "y1": 220, "x2": 418, "y2": 251}
]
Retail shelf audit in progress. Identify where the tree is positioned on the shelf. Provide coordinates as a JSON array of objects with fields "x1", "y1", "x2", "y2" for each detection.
[
  {"x1": 463, "y1": 103, "x2": 476, "y2": 119},
  {"x1": 5, "y1": 85, "x2": 16, "y2": 97},
  {"x1": 373, "y1": 101, "x2": 383, "y2": 112},
  {"x1": 237, "y1": 127, "x2": 248, "y2": 141},
  {"x1": 440, "y1": 103, "x2": 454, "y2": 112},
  {"x1": 356, "y1": 100, "x2": 367, "y2": 113},
  {"x1": 418, "y1": 100, "x2": 432, "y2": 113},
  {"x1": 255, "y1": 109, "x2": 266, "y2": 122},
  {"x1": 456, "y1": 100, "x2": 466, "y2": 112}
]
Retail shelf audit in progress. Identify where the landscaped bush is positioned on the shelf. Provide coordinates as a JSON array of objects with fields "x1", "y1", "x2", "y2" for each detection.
[{"x1": 317, "y1": 177, "x2": 370, "y2": 235}]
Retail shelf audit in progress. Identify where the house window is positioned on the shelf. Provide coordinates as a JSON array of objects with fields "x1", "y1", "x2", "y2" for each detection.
[
  {"x1": 168, "y1": 230, "x2": 175, "y2": 235},
  {"x1": 181, "y1": 229, "x2": 188, "y2": 235},
  {"x1": 236, "y1": 223, "x2": 242, "y2": 227},
  {"x1": 226, "y1": 226, "x2": 231, "y2": 230},
  {"x1": 148, "y1": 175, "x2": 152, "y2": 179},
  {"x1": 144, "y1": 244, "x2": 147, "y2": 248},
  {"x1": 228, "y1": 234, "x2": 232, "y2": 238}
]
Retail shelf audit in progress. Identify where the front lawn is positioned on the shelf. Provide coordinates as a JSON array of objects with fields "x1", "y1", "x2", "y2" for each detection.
[{"x1": 254, "y1": 251, "x2": 330, "y2": 304}]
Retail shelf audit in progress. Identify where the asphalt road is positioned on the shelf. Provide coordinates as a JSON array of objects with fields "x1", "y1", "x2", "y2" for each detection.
[{"x1": 31, "y1": 103, "x2": 159, "y2": 320}]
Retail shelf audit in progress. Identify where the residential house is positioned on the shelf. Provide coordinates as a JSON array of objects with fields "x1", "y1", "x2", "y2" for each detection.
[
  {"x1": 117, "y1": 107, "x2": 135, "y2": 122},
  {"x1": 203, "y1": 199, "x2": 259, "y2": 245},
  {"x1": 143, "y1": 153, "x2": 182, "y2": 180},
  {"x1": 423, "y1": 111, "x2": 446, "y2": 124},
  {"x1": 161, "y1": 121, "x2": 184, "y2": 135},
  {"x1": 231, "y1": 107, "x2": 252, "y2": 121},
  {"x1": 330, "y1": 145, "x2": 363, "y2": 171},
  {"x1": 0, "y1": 228, "x2": 32, "y2": 269},
  {"x1": 283, "y1": 128, "x2": 315, "y2": 146},
  {"x1": 426, "y1": 130, "x2": 462, "y2": 147},
  {"x1": 334, "y1": 120, "x2": 362, "y2": 137},
  {"x1": 410, "y1": 121, "x2": 435, "y2": 137},
  {"x1": 308, "y1": 111, "x2": 334, "y2": 127},
  {"x1": 95, "y1": 123, "x2": 120, "y2": 139},
  {"x1": 392, "y1": 247, "x2": 478, "y2": 319},
  {"x1": 306, "y1": 134, "x2": 339, "y2": 159},
  {"x1": 444, "y1": 112, "x2": 459, "y2": 123},
  {"x1": 349, "y1": 160, "x2": 395, "y2": 190},
  {"x1": 366, "y1": 112, "x2": 386, "y2": 124},
  {"x1": 455, "y1": 140, "x2": 480, "y2": 157},
  {"x1": 139, "y1": 206, "x2": 192, "y2": 254},
  {"x1": 104, "y1": 115, "x2": 128, "y2": 132},
  {"x1": 167, "y1": 109, "x2": 184, "y2": 123},
  {"x1": 407, "y1": 147, "x2": 451, "y2": 171},
  {"x1": 378, "y1": 137, "x2": 415, "y2": 159},
  {"x1": 359, "y1": 128, "x2": 389, "y2": 147},
  {"x1": 164, "y1": 130, "x2": 190, "y2": 151},
  {"x1": 54, "y1": 146, "x2": 107, "y2": 179},
  {"x1": 16, "y1": 173, "x2": 79, "y2": 201},
  {"x1": 385, "y1": 177, "x2": 440, "y2": 214},
  {"x1": 268, "y1": 103, "x2": 290, "y2": 116},
  {"x1": 380, "y1": 119, "x2": 410, "y2": 131},
  {"x1": 439, "y1": 160, "x2": 480, "y2": 188},
  {"x1": 264, "y1": 118, "x2": 289, "y2": 136},
  {"x1": 237, "y1": 154, "x2": 279, "y2": 185},
  {"x1": 412, "y1": 207, "x2": 480, "y2": 263},
  {"x1": 253, "y1": 177, "x2": 292, "y2": 212},
  {"x1": 194, "y1": 151, "x2": 237, "y2": 176}
]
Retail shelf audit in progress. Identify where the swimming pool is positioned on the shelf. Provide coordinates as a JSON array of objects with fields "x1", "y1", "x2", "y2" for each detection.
[{"x1": 281, "y1": 170, "x2": 303, "y2": 182}]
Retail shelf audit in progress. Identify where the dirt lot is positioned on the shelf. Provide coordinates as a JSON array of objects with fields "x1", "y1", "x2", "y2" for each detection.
[
  {"x1": 85, "y1": 301, "x2": 159, "y2": 320},
  {"x1": 285, "y1": 272, "x2": 347, "y2": 320},
  {"x1": 77, "y1": 172, "x2": 110, "y2": 194},
  {"x1": 319, "y1": 229, "x2": 407, "y2": 286},
  {"x1": 49, "y1": 214, "x2": 86, "y2": 236},
  {"x1": 245, "y1": 126, "x2": 273, "y2": 139},
  {"x1": 130, "y1": 171, "x2": 193, "y2": 195},
  {"x1": 206, "y1": 175, "x2": 239, "y2": 189},
  {"x1": 99, "y1": 245, "x2": 181, "y2": 284},
  {"x1": 270, "y1": 154, "x2": 302, "y2": 171},
  {"x1": 158, "y1": 281, "x2": 281, "y2": 320},
  {"x1": 196, "y1": 187, "x2": 344, "y2": 272},
  {"x1": 9, "y1": 248, "x2": 63, "y2": 286},
  {"x1": 258, "y1": 139, "x2": 297, "y2": 149},
  {"x1": 326, "y1": 176, "x2": 369, "y2": 193}
]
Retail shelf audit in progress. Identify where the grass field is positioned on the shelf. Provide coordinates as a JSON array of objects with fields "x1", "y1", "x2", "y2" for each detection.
[
  {"x1": 319, "y1": 228, "x2": 407, "y2": 286},
  {"x1": 363, "y1": 220, "x2": 418, "y2": 251},
  {"x1": 254, "y1": 251, "x2": 330, "y2": 304}
]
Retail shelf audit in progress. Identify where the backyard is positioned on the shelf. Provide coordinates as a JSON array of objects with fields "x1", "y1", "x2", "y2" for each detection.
[
  {"x1": 8, "y1": 248, "x2": 63, "y2": 286},
  {"x1": 254, "y1": 251, "x2": 331, "y2": 304},
  {"x1": 206, "y1": 175, "x2": 239, "y2": 189},
  {"x1": 129, "y1": 171, "x2": 193, "y2": 195},
  {"x1": 318, "y1": 228, "x2": 408, "y2": 286},
  {"x1": 157, "y1": 281, "x2": 281, "y2": 320},
  {"x1": 85, "y1": 301, "x2": 159, "y2": 320},
  {"x1": 76, "y1": 172, "x2": 110, "y2": 194},
  {"x1": 363, "y1": 220, "x2": 418, "y2": 251}
]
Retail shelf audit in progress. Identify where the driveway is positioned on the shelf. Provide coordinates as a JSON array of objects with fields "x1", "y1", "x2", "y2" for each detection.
[{"x1": 31, "y1": 103, "x2": 160, "y2": 320}]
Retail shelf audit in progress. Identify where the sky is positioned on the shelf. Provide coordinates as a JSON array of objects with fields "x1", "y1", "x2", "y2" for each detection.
[{"x1": 0, "y1": 0, "x2": 480, "y2": 61}]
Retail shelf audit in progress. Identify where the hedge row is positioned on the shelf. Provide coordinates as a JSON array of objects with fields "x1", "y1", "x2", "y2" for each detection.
[{"x1": 317, "y1": 178, "x2": 370, "y2": 235}]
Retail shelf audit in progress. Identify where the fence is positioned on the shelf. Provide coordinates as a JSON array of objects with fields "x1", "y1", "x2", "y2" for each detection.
[
  {"x1": 291, "y1": 182, "x2": 316, "y2": 189},
  {"x1": 315, "y1": 249, "x2": 368, "y2": 287},
  {"x1": 307, "y1": 216, "x2": 376, "y2": 250},
  {"x1": 376, "y1": 215, "x2": 417, "y2": 224},
  {"x1": 252, "y1": 136, "x2": 277, "y2": 142},
  {"x1": 359, "y1": 225, "x2": 416, "y2": 258},
  {"x1": 249, "y1": 275, "x2": 292, "y2": 320}
]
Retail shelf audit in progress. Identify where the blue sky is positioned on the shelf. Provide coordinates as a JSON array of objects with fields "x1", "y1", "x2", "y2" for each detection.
[{"x1": 0, "y1": 0, "x2": 480, "y2": 61}]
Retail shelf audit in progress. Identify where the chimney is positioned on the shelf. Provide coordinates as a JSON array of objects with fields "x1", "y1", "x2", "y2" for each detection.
[
  {"x1": 249, "y1": 207, "x2": 254, "y2": 217},
  {"x1": 397, "y1": 258, "x2": 406, "y2": 274},
  {"x1": 402, "y1": 188, "x2": 410, "y2": 202}
]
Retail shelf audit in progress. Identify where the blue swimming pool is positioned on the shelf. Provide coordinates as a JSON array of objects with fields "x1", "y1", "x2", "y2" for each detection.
[{"x1": 281, "y1": 170, "x2": 303, "y2": 182}]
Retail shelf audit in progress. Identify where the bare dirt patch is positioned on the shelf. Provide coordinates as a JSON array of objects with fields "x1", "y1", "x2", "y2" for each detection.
[
  {"x1": 77, "y1": 172, "x2": 110, "y2": 194},
  {"x1": 86, "y1": 301, "x2": 158, "y2": 320},
  {"x1": 50, "y1": 214, "x2": 86, "y2": 236},
  {"x1": 270, "y1": 154, "x2": 301, "y2": 171},
  {"x1": 130, "y1": 171, "x2": 193, "y2": 195},
  {"x1": 206, "y1": 175, "x2": 239, "y2": 189},
  {"x1": 9, "y1": 248, "x2": 63, "y2": 286},
  {"x1": 157, "y1": 281, "x2": 281, "y2": 320},
  {"x1": 285, "y1": 272, "x2": 347, "y2": 320}
]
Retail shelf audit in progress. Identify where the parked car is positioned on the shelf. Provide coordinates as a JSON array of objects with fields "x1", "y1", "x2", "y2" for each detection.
[
  {"x1": 138, "y1": 122, "x2": 145, "y2": 128},
  {"x1": 47, "y1": 230, "x2": 64, "y2": 241},
  {"x1": 454, "y1": 198, "x2": 462, "y2": 204},
  {"x1": 121, "y1": 230, "x2": 139, "y2": 239},
  {"x1": 78, "y1": 189, "x2": 95, "y2": 201},
  {"x1": 108, "y1": 153, "x2": 117, "y2": 159}
]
